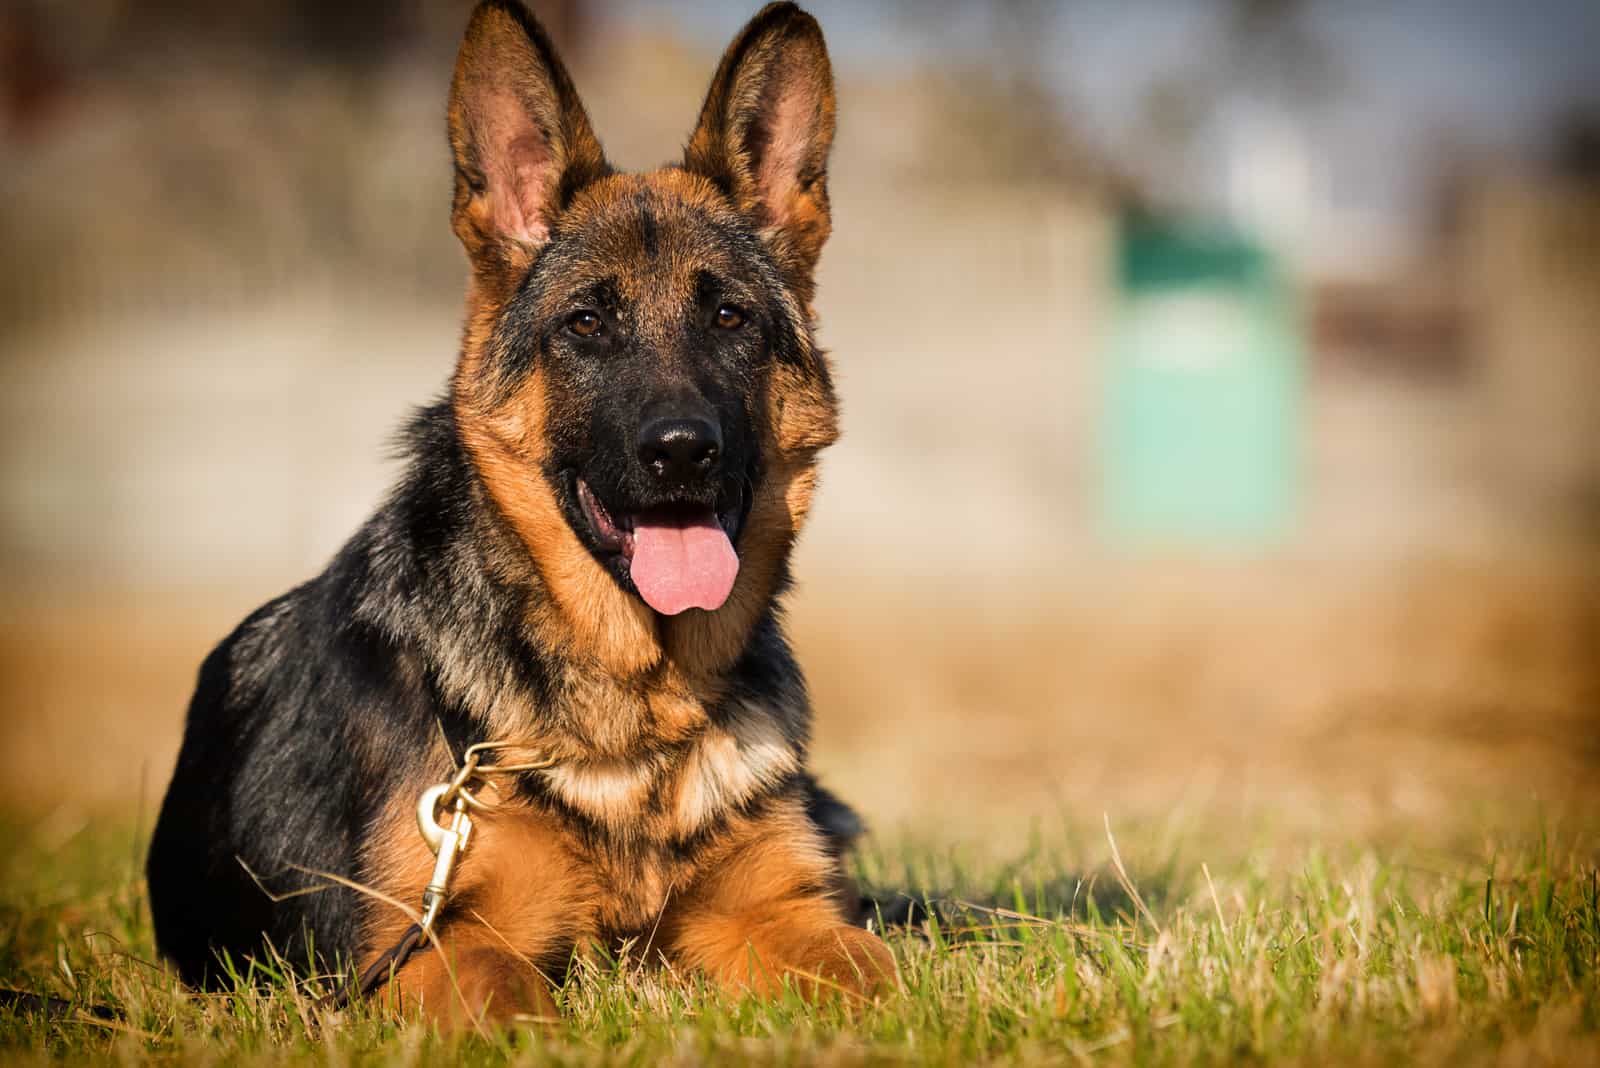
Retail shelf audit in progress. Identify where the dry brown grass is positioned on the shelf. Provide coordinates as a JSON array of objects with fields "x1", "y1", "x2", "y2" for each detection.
[
  {"x1": 2, "y1": 558, "x2": 1594, "y2": 849},
  {"x1": 791, "y1": 558, "x2": 1600, "y2": 846}
]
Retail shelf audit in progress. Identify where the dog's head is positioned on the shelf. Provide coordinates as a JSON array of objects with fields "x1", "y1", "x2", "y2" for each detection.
[{"x1": 448, "y1": 1, "x2": 839, "y2": 675}]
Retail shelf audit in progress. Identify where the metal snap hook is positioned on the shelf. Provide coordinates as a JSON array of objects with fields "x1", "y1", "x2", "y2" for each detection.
[{"x1": 415, "y1": 783, "x2": 454, "y2": 855}]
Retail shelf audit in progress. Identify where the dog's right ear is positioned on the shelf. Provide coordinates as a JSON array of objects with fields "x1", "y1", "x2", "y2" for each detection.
[
  {"x1": 448, "y1": 0, "x2": 608, "y2": 280},
  {"x1": 684, "y1": 3, "x2": 835, "y2": 299}
]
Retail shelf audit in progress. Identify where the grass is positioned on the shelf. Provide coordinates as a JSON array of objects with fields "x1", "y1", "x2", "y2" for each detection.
[{"x1": 3, "y1": 809, "x2": 1597, "y2": 1066}]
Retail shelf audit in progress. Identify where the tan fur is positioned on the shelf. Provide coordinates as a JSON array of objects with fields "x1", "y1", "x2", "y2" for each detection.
[
  {"x1": 542, "y1": 757, "x2": 660, "y2": 828},
  {"x1": 672, "y1": 704, "x2": 802, "y2": 834},
  {"x1": 456, "y1": 371, "x2": 662, "y2": 682},
  {"x1": 364, "y1": 789, "x2": 889, "y2": 1029},
  {"x1": 519, "y1": 683, "x2": 802, "y2": 843},
  {"x1": 659, "y1": 801, "x2": 894, "y2": 999},
  {"x1": 448, "y1": 1, "x2": 607, "y2": 284}
]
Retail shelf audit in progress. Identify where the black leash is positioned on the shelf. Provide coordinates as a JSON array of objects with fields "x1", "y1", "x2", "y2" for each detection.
[
  {"x1": 318, "y1": 922, "x2": 429, "y2": 1011},
  {"x1": 0, "y1": 987, "x2": 118, "y2": 1021}
]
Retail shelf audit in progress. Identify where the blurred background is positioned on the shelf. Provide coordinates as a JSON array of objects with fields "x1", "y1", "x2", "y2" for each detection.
[{"x1": 1, "y1": 0, "x2": 1596, "y2": 852}]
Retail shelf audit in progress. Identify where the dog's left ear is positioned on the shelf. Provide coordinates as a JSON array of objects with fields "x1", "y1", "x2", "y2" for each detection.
[
  {"x1": 448, "y1": 0, "x2": 608, "y2": 282},
  {"x1": 685, "y1": 3, "x2": 836, "y2": 296}
]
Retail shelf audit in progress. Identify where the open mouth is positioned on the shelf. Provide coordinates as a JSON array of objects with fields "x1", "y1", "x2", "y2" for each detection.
[{"x1": 575, "y1": 477, "x2": 745, "y2": 616}]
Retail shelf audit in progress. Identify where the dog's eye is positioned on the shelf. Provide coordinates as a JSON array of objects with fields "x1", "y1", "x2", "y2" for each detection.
[
  {"x1": 567, "y1": 310, "x2": 604, "y2": 338},
  {"x1": 714, "y1": 304, "x2": 745, "y2": 330}
]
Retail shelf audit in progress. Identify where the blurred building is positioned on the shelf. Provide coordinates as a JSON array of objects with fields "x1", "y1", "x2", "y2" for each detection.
[
  {"x1": 1, "y1": 0, "x2": 1596, "y2": 592},
  {"x1": 1467, "y1": 173, "x2": 1600, "y2": 529}
]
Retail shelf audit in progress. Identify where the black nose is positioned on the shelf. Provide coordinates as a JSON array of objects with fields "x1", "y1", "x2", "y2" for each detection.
[{"x1": 636, "y1": 416, "x2": 722, "y2": 485}]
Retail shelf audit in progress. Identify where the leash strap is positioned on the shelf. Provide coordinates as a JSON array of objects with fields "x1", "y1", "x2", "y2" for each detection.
[
  {"x1": 319, "y1": 922, "x2": 427, "y2": 1011},
  {"x1": 0, "y1": 987, "x2": 118, "y2": 1020}
]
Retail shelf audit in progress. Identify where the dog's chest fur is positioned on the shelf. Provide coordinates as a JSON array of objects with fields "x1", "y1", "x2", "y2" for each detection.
[
  {"x1": 500, "y1": 670, "x2": 807, "y2": 929},
  {"x1": 539, "y1": 711, "x2": 798, "y2": 836}
]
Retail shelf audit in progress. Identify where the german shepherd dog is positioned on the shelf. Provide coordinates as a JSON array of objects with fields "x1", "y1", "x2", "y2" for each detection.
[{"x1": 147, "y1": 0, "x2": 894, "y2": 1025}]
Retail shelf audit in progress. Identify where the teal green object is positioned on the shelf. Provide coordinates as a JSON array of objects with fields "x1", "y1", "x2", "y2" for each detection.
[{"x1": 1101, "y1": 218, "x2": 1302, "y2": 546}]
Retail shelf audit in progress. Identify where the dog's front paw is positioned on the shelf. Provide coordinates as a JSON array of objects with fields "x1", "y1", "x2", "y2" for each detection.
[
  {"x1": 669, "y1": 909, "x2": 898, "y2": 1002},
  {"x1": 796, "y1": 924, "x2": 898, "y2": 1000},
  {"x1": 395, "y1": 943, "x2": 557, "y2": 1030}
]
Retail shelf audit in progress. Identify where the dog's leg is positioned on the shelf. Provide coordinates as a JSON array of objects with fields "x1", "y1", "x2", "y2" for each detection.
[
  {"x1": 660, "y1": 803, "x2": 896, "y2": 1000},
  {"x1": 382, "y1": 936, "x2": 558, "y2": 1028},
  {"x1": 360, "y1": 803, "x2": 598, "y2": 1028}
]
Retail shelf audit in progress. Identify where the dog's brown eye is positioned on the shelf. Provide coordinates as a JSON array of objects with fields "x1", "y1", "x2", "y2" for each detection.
[
  {"x1": 568, "y1": 310, "x2": 604, "y2": 337},
  {"x1": 714, "y1": 304, "x2": 744, "y2": 330}
]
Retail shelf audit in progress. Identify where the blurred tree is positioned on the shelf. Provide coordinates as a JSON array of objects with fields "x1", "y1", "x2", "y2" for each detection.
[
  {"x1": 1550, "y1": 107, "x2": 1600, "y2": 182},
  {"x1": 7, "y1": 0, "x2": 590, "y2": 81},
  {"x1": 878, "y1": 0, "x2": 1109, "y2": 187},
  {"x1": 1, "y1": 1, "x2": 67, "y2": 141}
]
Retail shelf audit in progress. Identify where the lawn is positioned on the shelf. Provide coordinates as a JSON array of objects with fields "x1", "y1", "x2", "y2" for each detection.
[
  {"x1": 4, "y1": 567, "x2": 1599, "y2": 1063},
  {"x1": 3, "y1": 805, "x2": 1596, "y2": 1066}
]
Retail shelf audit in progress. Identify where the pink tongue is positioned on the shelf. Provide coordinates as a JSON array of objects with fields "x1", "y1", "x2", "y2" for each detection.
[{"x1": 629, "y1": 510, "x2": 739, "y2": 615}]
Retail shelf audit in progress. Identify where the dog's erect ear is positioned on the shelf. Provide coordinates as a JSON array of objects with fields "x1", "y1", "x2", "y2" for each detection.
[
  {"x1": 448, "y1": 0, "x2": 607, "y2": 277},
  {"x1": 684, "y1": 3, "x2": 836, "y2": 293}
]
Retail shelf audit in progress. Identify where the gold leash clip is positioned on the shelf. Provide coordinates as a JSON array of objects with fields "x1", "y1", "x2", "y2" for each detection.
[
  {"x1": 412, "y1": 741, "x2": 554, "y2": 933},
  {"x1": 415, "y1": 785, "x2": 472, "y2": 933}
]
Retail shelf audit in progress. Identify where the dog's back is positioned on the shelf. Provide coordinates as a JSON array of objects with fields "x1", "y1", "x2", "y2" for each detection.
[{"x1": 149, "y1": 552, "x2": 420, "y2": 983}]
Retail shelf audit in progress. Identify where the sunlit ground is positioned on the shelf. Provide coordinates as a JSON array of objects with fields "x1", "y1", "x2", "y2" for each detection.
[{"x1": 2, "y1": 561, "x2": 1595, "y2": 1063}]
